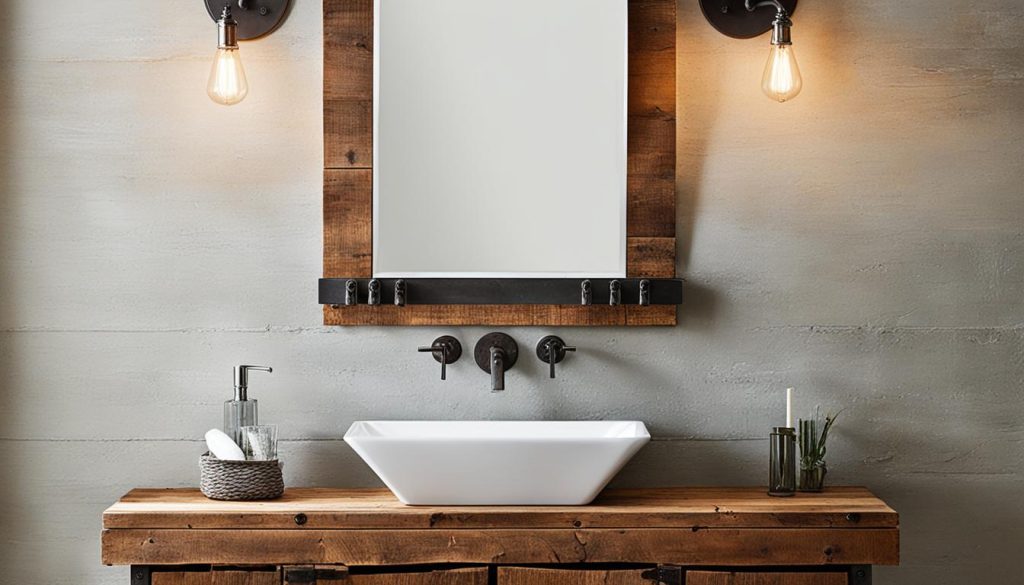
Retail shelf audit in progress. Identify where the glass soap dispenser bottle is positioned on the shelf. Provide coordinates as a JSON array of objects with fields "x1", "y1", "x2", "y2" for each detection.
[{"x1": 225, "y1": 365, "x2": 272, "y2": 451}]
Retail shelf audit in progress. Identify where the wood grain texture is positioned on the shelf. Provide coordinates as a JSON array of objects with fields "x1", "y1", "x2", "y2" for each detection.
[
  {"x1": 626, "y1": 0, "x2": 675, "y2": 243},
  {"x1": 323, "y1": 304, "x2": 675, "y2": 326},
  {"x1": 325, "y1": 99, "x2": 372, "y2": 169},
  {"x1": 498, "y1": 568, "x2": 647, "y2": 585},
  {"x1": 686, "y1": 572, "x2": 847, "y2": 585},
  {"x1": 346, "y1": 568, "x2": 488, "y2": 585},
  {"x1": 324, "y1": 170, "x2": 372, "y2": 278},
  {"x1": 101, "y1": 527, "x2": 898, "y2": 567},
  {"x1": 103, "y1": 487, "x2": 898, "y2": 530},
  {"x1": 321, "y1": 0, "x2": 677, "y2": 325},
  {"x1": 152, "y1": 570, "x2": 280, "y2": 585},
  {"x1": 627, "y1": 237, "x2": 676, "y2": 277},
  {"x1": 324, "y1": 0, "x2": 373, "y2": 169}
]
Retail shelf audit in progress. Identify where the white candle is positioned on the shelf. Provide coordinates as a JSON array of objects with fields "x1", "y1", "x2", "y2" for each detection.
[{"x1": 786, "y1": 387, "x2": 793, "y2": 428}]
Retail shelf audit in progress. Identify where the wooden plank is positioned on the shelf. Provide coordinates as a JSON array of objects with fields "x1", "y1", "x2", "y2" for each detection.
[
  {"x1": 323, "y1": 305, "x2": 676, "y2": 326},
  {"x1": 499, "y1": 568, "x2": 647, "y2": 585},
  {"x1": 323, "y1": 170, "x2": 372, "y2": 278},
  {"x1": 323, "y1": 0, "x2": 373, "y2": 100},
  {"x1": 323, "y1": 0, "x2": 374, "y2": 169},
  {"x1": 346, "y1": 568, "x2": 488, "y2": 585},
  {"x1": 103, "y1": 487, "x2": 899, "y2": 530},
  {"x1": 627, "y1": 237, "x2": 676, "y2": 277},
  {"x1": 625, "y1": 304, "x2": 676, "y2": 326},
  {"x1": 325, "y1": 99, "x2": 372, "y2": 169},
  {"x1": 152, "y1": 570, "x2": 280, "y2": 585},
  {"x1": 626, "y1": 0, "x2": 675, "y2": 240},
  {"x1": 101, "y1": 527, "x2": 899, "y2": 567},
  {"x1": 687, "y1": 572, "x2": 848, "y2": 585},
  {"x1": 627, "y1": 111, "x2": 676, "y2": 239}
]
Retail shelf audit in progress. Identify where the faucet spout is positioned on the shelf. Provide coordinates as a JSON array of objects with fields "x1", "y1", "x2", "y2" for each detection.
[
  {"x1": 474, "y1": 332, "x2": 518, "y2": 393},
  {"x1": 490, "y1": 346, "x2": 505, "y2": 391}
]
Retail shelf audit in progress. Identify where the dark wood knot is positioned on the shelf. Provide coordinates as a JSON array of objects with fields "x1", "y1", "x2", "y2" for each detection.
[{"x1": 294, "y1": 513, "x2": 308, "y2": 526}]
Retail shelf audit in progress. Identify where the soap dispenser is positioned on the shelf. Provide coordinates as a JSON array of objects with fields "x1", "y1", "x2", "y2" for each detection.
[{"x1": 225, "y1": 365, "x2": 272, "y2": 450}]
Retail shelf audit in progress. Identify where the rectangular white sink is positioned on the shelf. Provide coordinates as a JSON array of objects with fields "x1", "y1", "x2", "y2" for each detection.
[{"x1": 344, "y1": 420, "x2": 650, "y2": 505}]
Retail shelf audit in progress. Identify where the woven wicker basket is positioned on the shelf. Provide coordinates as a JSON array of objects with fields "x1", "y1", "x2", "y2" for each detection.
[{"x1": 199, "y1": 453, "x2": 284, "y2": 500}]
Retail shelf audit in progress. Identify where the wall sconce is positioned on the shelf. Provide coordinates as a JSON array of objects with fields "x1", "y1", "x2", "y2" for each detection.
[
  {"x1": 204, "y1": 1, "x2": 291, "y2": 105},
  {"x1": 700, "y1": 0, "x2": 802, "y2": 102}
]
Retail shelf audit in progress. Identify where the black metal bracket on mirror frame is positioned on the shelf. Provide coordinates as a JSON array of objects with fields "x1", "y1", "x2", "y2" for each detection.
[
  {"x1": 205, "y1": 0, "x2": 292, "y2": 40},
  {"x1": 320, "y1": 278, "x2": 683, "y2": 307},
  {"x1": 418, "y1": 335, "x2": 462, "y2": 381},
  {"x1": 699, "y1": 0, "x2": 797, "y2": 39}
]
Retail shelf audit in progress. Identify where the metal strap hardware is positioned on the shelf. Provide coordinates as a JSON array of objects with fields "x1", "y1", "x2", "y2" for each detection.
[
  {"x1": 284, "y1": 566, "x2": 350, "y2": 584},
  {"x1": 641, "y1": 565, "x2": 682, "y2": 585}
]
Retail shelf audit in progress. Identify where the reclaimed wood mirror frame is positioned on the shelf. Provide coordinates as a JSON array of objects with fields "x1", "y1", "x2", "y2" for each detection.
[{"x1": 322, "y1": 0, "x2": 676, "y2": 326}]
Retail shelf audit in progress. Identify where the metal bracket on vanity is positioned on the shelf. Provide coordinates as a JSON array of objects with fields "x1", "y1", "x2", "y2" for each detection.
[
  {"x1": 320, "y1": 278, "x2": 683, "y2": 306},
  {"x1": 285, "y1": 565, "x2": 349, "y2": 584},
  {"x1": 848, "y1": 565, "x2": 872, "y2": 585},
  {"x1": 641, "y1": 565, "x2": 682, "y2": 585}
]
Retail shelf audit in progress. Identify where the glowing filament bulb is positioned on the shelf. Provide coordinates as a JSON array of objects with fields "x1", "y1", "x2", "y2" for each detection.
[
  {"x1": 207, "y1": 6, "x2": 248, "y2": 106},
  {"x1": 762, "y1": 43, "x2": 801, "y2": 102}
]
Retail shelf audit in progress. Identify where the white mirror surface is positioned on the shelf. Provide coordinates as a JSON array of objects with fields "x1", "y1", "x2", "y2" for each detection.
[{"x1": 373, "y1": 0, "x2": 628, "y2": 277}]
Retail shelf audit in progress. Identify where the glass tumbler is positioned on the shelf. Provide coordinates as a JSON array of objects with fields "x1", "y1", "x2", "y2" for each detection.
[{"x1": 242, "y1": 425, "x2": 279, "y2": 461}]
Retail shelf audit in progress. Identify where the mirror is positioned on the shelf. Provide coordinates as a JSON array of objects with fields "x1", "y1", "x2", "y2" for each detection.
[{"x1": 372, "y1": 0, "x2": 628, "y2": 278}]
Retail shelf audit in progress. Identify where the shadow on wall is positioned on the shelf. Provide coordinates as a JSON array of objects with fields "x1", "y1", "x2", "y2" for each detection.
[
  {"x1": 0, "y1": 1, "x2": 19, "y2": 575},
  {"x1": 674, "y1": 2, "x2": 718, "y2": 330}
]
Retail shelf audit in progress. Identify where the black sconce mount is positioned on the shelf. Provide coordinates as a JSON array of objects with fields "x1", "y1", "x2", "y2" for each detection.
[
  {"x1": 205, "y1": 0, "x2": 291, "y2": 40},
  {"x1": 699, "y1": 0, "x2": 797, "y2": 39}
]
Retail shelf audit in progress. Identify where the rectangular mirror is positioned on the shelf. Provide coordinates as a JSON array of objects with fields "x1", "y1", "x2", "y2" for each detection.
[{"x1": 372, "y1": 0, "x2": 628, "y2": 278}]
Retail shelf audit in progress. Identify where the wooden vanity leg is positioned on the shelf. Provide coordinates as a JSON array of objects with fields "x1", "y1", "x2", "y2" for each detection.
[
  {"x1": 848, "y1": 565, "x2": 872, "y2": 585},
  {"x1": 129, "y1": 566, "x2": 151, "y2": 585}
]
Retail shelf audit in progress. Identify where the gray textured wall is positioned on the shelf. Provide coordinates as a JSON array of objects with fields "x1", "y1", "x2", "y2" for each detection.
[{"x1": 1, "y1": 1, "x2": 1021, "y2": 583}]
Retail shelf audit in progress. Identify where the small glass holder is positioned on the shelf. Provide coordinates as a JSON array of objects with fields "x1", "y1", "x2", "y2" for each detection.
[
  {"x1": 798, "y1": 418, "x2": 827, "y2": 492},
  {"x1": 768, "y1": 426, "x2": 796, "y2": 497},
  {"x1": 242, "y1": 424, "x2": 278, "y2": 461}
]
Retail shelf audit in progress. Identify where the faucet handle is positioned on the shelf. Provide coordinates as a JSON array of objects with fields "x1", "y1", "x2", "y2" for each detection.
[
  {"x1": 418, "y1": 336, "x2": 461, "y2": 380},
  {"x1": 536, "y1": 335, "x2": 576, "y2": 379}
]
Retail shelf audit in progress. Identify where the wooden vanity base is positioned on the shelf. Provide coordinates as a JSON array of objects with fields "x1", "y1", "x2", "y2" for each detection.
[{"x1": 103, "y1": 487, "x2": 897, "y2": 585}]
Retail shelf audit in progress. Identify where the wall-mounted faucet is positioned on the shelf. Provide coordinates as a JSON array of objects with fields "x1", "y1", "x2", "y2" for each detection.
[
  {"x1": 474, "y1": 332, "x2": 518, "y2": 392},
  {"x1": 418, "y1": 335, "x2": 462, "y2": 380},
  {"x1": 536, "y1": 335, "x2": 576, "y2": 379}
]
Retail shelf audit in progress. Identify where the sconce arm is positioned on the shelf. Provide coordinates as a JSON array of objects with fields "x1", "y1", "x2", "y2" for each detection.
[{"x1": 745, "y1": 0, "x2": 787, "y2": 15}]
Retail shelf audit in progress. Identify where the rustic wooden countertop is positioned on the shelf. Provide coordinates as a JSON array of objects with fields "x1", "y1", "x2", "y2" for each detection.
[{"x1": 102, "y1": 487, "x2": 899, "y2": 567}]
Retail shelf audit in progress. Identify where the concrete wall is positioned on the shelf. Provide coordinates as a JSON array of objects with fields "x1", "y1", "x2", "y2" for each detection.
[{"x1": 0, "y1": 1, "x2": 1021, "y2": 583}]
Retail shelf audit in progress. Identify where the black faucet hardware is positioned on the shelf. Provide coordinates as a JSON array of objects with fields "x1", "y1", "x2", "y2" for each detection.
[
  {"x1": 580, "y1": 280, "x2": 593, "y2": 305},
  {"x1": 609, "y1": 280, "x2": 621, "y2": 306},
  {"x1": 639, "y1": 279, "x2": 651, "y2": 306},
  {"x1": 367, "y1": 279, "x2": 381, "y2": 305},
  {"x1": 344, "y1": 279, "x2": 358, "y2": 306},
  {"x1": 418, "y1": 335, "x2": 462, "y2": 381},
  {"x1": 394, "y1": 279, "x2": 407, "y2": 306},
  {"x1": 474, "y1": 332, "x2": 518, "y2": 392},
  {"x1": 536, "y1": 335, "x2": 576, "y2": 379}
]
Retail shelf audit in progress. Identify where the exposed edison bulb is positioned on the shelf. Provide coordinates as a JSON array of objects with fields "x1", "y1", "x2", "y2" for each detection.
[
  {"x1": 761, "y1": 43, "x2": 802, "y2": 103},
  {"x1": 208, "y1": 46, "x2": 248, "y2": 105},
  {"x1": 207, "y1": 6, "x2": 248, "y2": 106}
]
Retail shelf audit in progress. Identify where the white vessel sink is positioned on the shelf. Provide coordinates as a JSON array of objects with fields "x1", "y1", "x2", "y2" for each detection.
[{"x1": 344, "y1": 420, "x2": 650, "y2": 505}]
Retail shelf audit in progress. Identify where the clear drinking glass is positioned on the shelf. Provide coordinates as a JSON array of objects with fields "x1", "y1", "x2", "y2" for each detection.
[{"x1": 242, "y1": 425, "x2": 278, "y2": 461}]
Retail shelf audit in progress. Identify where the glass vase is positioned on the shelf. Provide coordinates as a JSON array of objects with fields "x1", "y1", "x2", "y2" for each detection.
[{"x1": 799, "y1": 463, "x2": 827, "y2": 492}]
